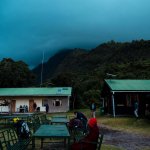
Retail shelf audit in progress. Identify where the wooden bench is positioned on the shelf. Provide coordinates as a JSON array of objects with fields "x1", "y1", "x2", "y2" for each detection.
[{"x1": 0, "y1": 128, "x2": 32, "y2": 150}]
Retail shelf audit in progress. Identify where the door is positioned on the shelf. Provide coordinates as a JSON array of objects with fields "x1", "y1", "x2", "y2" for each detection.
[
  {"x1": 29, "y1": 99, "x2": 34, "y2": 112},
  {"x1": 11, "y1": 100, "x2": 16, "y2": 113}
]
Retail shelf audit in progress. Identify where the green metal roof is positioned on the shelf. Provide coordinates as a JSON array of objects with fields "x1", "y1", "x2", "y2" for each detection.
[
  {"x1": 0, "y1": 87, "x2": 72, "y2": 96},
  {"x1": 105, "y1": 79, "x2": 150, "y2": 91}
]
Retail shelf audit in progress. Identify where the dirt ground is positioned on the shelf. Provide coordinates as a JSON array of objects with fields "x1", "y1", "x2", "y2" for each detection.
[{"x1": 100, "y1": 124, "x2": 150, "y2": 150}]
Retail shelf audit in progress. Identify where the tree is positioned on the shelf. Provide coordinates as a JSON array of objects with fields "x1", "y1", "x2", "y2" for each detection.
[{"x1": 0, "y1": 58, "x2": 35, "y2": 87}]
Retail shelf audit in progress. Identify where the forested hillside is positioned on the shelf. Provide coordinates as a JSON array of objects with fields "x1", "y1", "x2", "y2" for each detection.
[
  {"x1": 32, "y1": 40, "x2": 150, "y2": 108},
  {"x1": 0, "y1": 40, "x2": 150, "y2": 108},
  {"x1": 0, "y1": 58, "x2": 35, "y2": 87}
]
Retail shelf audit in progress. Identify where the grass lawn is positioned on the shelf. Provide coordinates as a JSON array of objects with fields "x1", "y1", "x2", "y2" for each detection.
[
  {"x1": 101, "y1": 145, "x2": 123, "y2": 150},
  {"x1": 46, "y1": 109, "x2": 150, "y2": 150},
  {"x1": 64, "y1": 109, "x2": 150, "y2": 136},
  {"x1": 98, "y1": 115, "x2": 150, "y2": 136}
]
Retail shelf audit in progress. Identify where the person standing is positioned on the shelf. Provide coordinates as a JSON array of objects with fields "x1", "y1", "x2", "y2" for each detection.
[
  {"x1": 90, "y1": 102, "x2": 96, "y2": 118},
  {"x1": 45, "y1": 104, "x2": 49, "y2": 113},
  {"x1": 33, "y1": 102, "x2": 37, "y2": 112},
  {"x1": 134, "y1": 100, "x2": 139, "y2": 118},
  {"x1": 19, "y1": 105, "x2": 23, "y2": 113}
]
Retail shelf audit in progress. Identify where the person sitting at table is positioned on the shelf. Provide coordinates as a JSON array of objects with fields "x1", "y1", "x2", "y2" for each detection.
[
  {"x1": 19, "y1": 105, "x2": 23, "y2": 113},
  {"x1": 68, "y1": 117, "x2": 84, "y2": 131},
  {"x1": 25, "y1": 105, "x2": 28, "y2": 112},
  {"x1": 23, "y1": 105, "x2": 26, "y2": 113},
  {"x1": 74, "y1": 111, "x2": 88, "y2": 131},
  {"x1": 71, "y1": 118, "x2": 99, "y2": 150}
]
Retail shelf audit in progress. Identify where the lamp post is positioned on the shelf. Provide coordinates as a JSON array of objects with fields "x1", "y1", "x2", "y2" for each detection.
[{"x1": 40, "y1": 51, "x2": 45, "y2": 87}]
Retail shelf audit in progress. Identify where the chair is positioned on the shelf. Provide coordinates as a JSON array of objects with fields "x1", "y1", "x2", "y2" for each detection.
[{"x1": 80, "y1": 134, "x2": 104, "y2": 150}]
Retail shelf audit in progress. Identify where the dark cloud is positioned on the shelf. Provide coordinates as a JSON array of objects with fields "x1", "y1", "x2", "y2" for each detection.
[{"x1": 0, "y1": 0, "x2": 150, "y2": 68}]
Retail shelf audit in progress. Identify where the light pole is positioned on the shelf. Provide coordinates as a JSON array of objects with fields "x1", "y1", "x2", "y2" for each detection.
[{"x1": 40, "y1": 51, "x2": 45, "y2": 87}]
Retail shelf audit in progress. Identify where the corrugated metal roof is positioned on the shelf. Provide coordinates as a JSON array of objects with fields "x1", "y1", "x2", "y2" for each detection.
[
  {"x1": 105, "y1": 79, "x2": 150, "y2": 91},
  {"x1": 0, "y1": 87, "x2": 72, "y2": 96}
]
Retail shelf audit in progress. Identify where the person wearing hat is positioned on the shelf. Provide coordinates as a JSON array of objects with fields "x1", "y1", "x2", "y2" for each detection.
[{"x1": 71, "y1": 118, "x2": 99, "y2": 150}]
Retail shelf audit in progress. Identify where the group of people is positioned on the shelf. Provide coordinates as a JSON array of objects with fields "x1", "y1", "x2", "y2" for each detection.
[
  {"x1": 69, "y1": 111, "x2": 99, "y2": 150},
  {"x1": 68, "y1": 102, "x2": 98, "y2": 150},
  {"x1": 68, "y1": 102, "x2": 97, "y2": 132},
  {"x1": 19, "y1": 105, "x2": 28, "y2": 113},
  {"x1": 33, "y1": 102, "x2": 49, "y2": 113}
]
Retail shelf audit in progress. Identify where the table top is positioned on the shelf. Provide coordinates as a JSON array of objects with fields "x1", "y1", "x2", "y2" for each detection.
[
  {"x1": 52, "y1": 115, "x2": 67, "y2": 118},
  {"x1": 0, "y1": 115, "x2": 32, "y2": 119},
  {"x1": 51, "y1": 117, "x2": 69, "y2": 123},
  {"x1": 33, "y1": 125, "x2": 70, "y2": 138}
]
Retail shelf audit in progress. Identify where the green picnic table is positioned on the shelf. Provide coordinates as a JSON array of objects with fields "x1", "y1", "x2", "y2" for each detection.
[
  {"x1": 0, "y1": 114, "x2": 33, "y2": 124},
  {"x1": 32, "y1": 124, "x2": 70, "y2": 149},
  {"x1": 0, "y1": 114, "x2": 33, "y2": 119},
  {"x1": 51, "y1": 117, "x2": 69, "y2": 124},
  {"x1": 52, "y1": 115, "x2": 67, "y2": 118}
]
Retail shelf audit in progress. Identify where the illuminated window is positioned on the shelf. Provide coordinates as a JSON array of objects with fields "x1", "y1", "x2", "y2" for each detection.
[{"x1": 53, "y1": 99, "x2": 62, "y2": 106}]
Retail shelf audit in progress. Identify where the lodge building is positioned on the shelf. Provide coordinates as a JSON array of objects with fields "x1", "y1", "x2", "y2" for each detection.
[{"x1": 101, "y1": 80, "x2": 150, "y2": 117}]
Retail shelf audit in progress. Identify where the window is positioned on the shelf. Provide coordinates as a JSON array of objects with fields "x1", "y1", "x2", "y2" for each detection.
[{"x1": 53, "y1": 99, "x2": 62, "y2": 107}]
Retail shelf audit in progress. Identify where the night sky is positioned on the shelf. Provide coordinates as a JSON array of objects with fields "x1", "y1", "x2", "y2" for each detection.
[{"x1": 0, "y1": 0, "x2": 150, "y2": 68}]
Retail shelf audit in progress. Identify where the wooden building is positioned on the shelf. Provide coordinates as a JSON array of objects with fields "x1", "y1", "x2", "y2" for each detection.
[
  {"x1": 0, "y1": 87, "x2": 72, "y2": 113},
  {"x1": 101, "y1": 80, "x2": 150, "y2": 117}
]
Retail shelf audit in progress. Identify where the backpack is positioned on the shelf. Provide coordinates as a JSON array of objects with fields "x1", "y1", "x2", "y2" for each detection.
[{"x1": 14, "y1": 120, "x2": 30, "y2": 139}]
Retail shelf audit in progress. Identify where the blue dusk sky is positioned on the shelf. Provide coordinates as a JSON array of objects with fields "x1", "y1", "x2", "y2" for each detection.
[{"x1": 0, "y1": 0, "x2": 150, "y2": 68}]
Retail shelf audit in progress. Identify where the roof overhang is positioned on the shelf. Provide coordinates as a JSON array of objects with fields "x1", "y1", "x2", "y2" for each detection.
[
  {"x1": 0, "y1": 94, "x2": 71, "y2": 97},
  {"x1": 111, "y1": 90, "x2": 150, "y2": 93}
]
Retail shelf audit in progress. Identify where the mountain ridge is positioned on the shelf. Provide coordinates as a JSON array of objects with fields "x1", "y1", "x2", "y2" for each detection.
[{"x1": 32, "y1": 40, "x2": 150, "y2": 85}]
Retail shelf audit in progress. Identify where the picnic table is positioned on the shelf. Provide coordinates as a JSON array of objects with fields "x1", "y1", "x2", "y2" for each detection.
[
  {"x1": 0, "y1": 114, "x2": 33, "y2": 118},
  {"x1": 32, "y1": 124, "x2": 70, "y2": 149},
  {"x1": 52, "y1": 115, "x2": 67, "y2": 118},
  {"x1": 0, "y1": 114, "x2": 33, "y2": 125},
  {"x1": 51, "y1": 117, "x2": 69, "y2": 124}
]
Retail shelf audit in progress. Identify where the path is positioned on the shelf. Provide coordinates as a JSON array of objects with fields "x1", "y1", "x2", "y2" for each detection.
[{"x1": 100, "y1": 124, "x2": 150, "y2": 150}]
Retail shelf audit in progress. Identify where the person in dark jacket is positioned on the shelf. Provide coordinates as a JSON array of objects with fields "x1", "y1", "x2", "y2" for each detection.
[
  {"x1": 74, "y1": 111, "x2": 87, "y2": 121},
  {"x1": 71, "y1": 118, "x2": 99, "y2": 150},
  {"x1": 74, "y1": 111, "x2": 88, "y2": 131},
  {"x1": 33, "y1": 102, "x2": 37, "y2": 112},
  {"x1": 45, "y1": 104, "x2": 49, "y2": 113}
]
